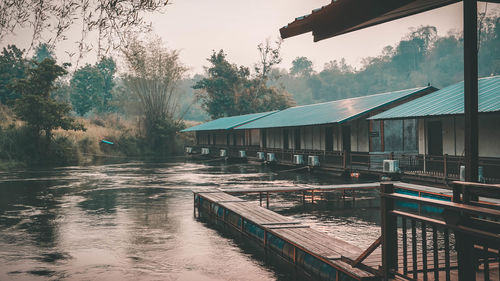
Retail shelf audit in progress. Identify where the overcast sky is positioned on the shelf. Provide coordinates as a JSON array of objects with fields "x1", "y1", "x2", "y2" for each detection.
[{"x1": 2, "y1": 0, "x2": 498, "y2": 75}]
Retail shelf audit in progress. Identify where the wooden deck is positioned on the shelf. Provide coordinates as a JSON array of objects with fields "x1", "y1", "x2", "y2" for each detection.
[
  {"x1": 194, "y1": 183, "x2": 500, "y2": 281},
  {"x1": 194, "y1": 191, "x2": 378, "y2": 281}
]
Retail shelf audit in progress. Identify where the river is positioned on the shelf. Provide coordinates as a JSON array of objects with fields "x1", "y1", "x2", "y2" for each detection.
[{"x1": 0, "y1": 161, "x2": 381, "y2": 280}]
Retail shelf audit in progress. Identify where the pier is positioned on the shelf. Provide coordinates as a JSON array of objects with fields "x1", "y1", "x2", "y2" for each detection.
[{"x1": 194, "y1": 181, "x2": 500, "y2": 281}]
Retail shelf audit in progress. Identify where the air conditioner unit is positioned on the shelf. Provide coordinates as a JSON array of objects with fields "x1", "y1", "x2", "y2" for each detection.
[
  {"x1": 293, "y1": 155, "x2": 304, "y2": 165},
  {"x1": 201, "y1": 148, "x2": 210, "y2": 155},
  {"x1": 383, "y1": 160, "x2": 400, "y2": 173},
  {"x1": 267, "y1": 153, "x2": 277, "y2": 162},
  {"x1": 239, "y1": 150, "x2": 247, "y2": 158},
  {"x1": 220, "y1": 149, "x2": 227, "y2": 157},
  {"x1": 308, "y1": 155, "x2": 320, "y2": 167},
  {"x1": 257, "y1": 152, "x2": 266, "y2": 161},
  {"x1": 185, "y1": 147, "x2": 192, "y2": 153}
]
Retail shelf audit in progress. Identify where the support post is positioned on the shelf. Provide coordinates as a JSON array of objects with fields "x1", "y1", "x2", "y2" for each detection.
[
  {"x1": 464, "y1": 0, "x2": 479, "y2": 182},
  {"x1": 343, "y1": 150, "x2": 347, "y2": 169},
  {"x1": 259, "y1": 192, "x2": 262, "y2": 206},
  {"x1": 193, "y1": 193, "x2": 196, "y2": 218},
  {"x1": 266, "y1": 192, "x2": 269, "y2": 209},
  {"x1": 443, "y1": 154, "x2": 448, "y2": 180},
  {"x1": 381, "y1": 183, "x2": 397, "y2": 280},
  {"x1": 311, "y1": 190, "x2": 315, "y2": 204}
]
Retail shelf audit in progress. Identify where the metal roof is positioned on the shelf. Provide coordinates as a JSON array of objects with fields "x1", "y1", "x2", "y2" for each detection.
[
  {"x1": 181, "y1": 111, "x2": 277, "y2": 132},
  {"x1": 236, "y1": 87, "x2": 433, "y2": 130},
  {"x1": 280, "y1": 0, "x2": 463, "y2": 42},
  {"x1": 369, "y1": 76, "x2": 500, "y2": 120}
]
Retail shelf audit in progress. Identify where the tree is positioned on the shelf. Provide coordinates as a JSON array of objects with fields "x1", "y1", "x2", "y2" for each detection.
[
  {"x1": 70, "y1": 64, "x2": 105, "y2": 116},
  {"x1": 255, "y1": 38, "x2": 283, "y2": 81},
  {"x1": 290, "y1": 56, "x2": 313, "y2": 77},
  {"x1": 33, "y1": 43, "x2": 56, "y2": 63},
  {"x1": 12, "y1": 59, "x2": 85, "y2": 144},
  {"x1": 95, "y1": 57, "x2": 117, "y2": 113},
  {"x1": 194, "y1": 50, "x2": 251, "y2": 118},
  {"x1": 122, "y1": 37, "x2": 187, "y2": 154},
  {"x1": 0, "y1": 45, "x2": 27, "y2": 105},
  {"x1": 0, "y1": 0, "x2": 170, "y2": 59},
  {"x1": 70, "y1": 57, "x2": 117, "y2": 116},
  {"x1": 194, "y1": 49, "x2": 294, "y2": 119}
]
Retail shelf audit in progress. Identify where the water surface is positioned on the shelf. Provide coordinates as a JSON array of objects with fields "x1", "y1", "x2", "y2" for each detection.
[{"x1": 0, "y1": 161, "x2": 380, "y2": 280}]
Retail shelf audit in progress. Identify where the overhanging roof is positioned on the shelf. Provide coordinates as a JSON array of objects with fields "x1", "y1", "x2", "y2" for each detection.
[
  {"x1": 236, "y1": 86, "x2": 435, "y2": 130},
  {"x1": 369, "y1": 76, "x2": 500, "y2": 120},
  {"x1": 280, "y1": 0, "x2": 499, "y2": 42},
  {"x1": 181, "y1": 111, "x2": 277, "y2": 132}
]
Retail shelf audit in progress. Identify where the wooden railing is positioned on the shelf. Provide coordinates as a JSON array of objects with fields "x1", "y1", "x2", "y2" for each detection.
[
  {"x1": 381, "y1": 181, "x2": 500, "y2": 281},
  {"x1": 187, "y1": 145, "x2": 500, "y2": 182}
]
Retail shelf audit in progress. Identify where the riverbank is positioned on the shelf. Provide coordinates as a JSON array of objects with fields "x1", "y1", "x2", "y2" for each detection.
[{"x1": 0, "y1": 107, "x2": 193, "y2": 169}]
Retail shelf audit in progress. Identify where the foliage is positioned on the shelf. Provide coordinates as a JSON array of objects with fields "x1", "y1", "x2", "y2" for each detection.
[
  {"x1": 70, "y1": 57, "x2": 117, "y2": 116},
  {"x1": 290, "y1": 56, "x2": 314, "y2": 77},
  {"x1": 122, "y1": 37, "x2": 187, "y2": 155},
  {"x1": 255, "y1": 38, "x2": 283, "y2": 80},
  {"x1": 96, "y1": 57, "x2": 117, "y2": 112},
  {"x1": 0, "y1": 45, "x2": 27, "y2": 105},
  {"x1": 70, "y1": 64, "x2": 104, "y2": 116},
  {"x1": 194, "y1": 49, "x2": 294, "y2": 119},
  {"x1": 12, "y1": 58, "x2": 85, "y2": 143},
  {"x1": 0, "y1": 0, "x2": 170, "y2": 59},
  {"x1": 33, "y1": 43, "x2": 56, "y2": 62},
  {"x1": 273, "y1": 18, "x2": 500, "y2": 105}
]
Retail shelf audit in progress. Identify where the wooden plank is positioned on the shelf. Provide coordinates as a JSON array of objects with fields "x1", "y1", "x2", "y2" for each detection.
[
  {"x1": 197, "y1": 190, "x2": 378, "y2": 280},
  {"x1": 199, "y1": 192, "x2": 244, "y2": 203},
  {"x1": 265, "y1": 225, "x2": 310, "y2": 229},
  {"x1": 222, "y1": 183, "x2": 381, "y2": 194},
  {"x1": 261, "y1": 221, "x2": 302, "y2": 225},
  {"x1": 384, "y1": 193, "x2": 500, "y2": 217}
]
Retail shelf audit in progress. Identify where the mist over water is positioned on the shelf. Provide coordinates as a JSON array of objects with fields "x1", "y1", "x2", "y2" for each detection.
[{"x1": 0, "y1": 161, "x2": 380, "y2": 280}]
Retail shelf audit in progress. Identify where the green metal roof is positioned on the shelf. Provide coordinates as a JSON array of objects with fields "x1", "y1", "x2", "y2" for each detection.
[
  {"x1": 236, "y1": 87, "x2": 433, "y2": 129},
  {"x1": 181, "y1": 111, "x2": 277, "y2": 132},
  {"x1": 369, "y1": 76, "x2": 500, "y2": 120}
]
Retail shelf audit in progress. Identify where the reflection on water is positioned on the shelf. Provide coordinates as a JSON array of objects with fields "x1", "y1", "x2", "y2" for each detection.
[{"x1": 0, "y1": 161, "x2": 380, "y2": 280}]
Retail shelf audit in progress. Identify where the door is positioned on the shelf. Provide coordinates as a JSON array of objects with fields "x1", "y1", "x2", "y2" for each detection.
[
  {"x1": 427, "y1": 121, "x2": 443, "y2": 155},
  {"x1": 325, "y1": 127, "x2": 333, "y2": 151},
  {"x1": 261, "y1": 129, "x2": 267, "y2": 148},
  {"x1": 294, "y1": 128, "x2": 301, "y2": 150},
  {"x1": 283, "y1": 129, "x2": 289, "y2": 150},
  {"x1": 342, "y1": 126, "x2": 351, "y2": 165}
]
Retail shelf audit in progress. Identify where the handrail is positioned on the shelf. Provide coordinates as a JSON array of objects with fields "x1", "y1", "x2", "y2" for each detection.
[
  {"x1": 381, "y1": 182, "x2": 500, "y2": 281},
  {"x1": 382, "y1": 192, "x2": 500, "y2": 218}
]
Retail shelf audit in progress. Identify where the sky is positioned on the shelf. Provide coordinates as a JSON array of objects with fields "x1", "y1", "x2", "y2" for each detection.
[{"x1": 1, "y1": 0, "x2": 498, "y2": 75}]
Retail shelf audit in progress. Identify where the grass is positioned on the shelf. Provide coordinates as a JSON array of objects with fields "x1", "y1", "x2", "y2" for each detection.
[{"x1": 0, "y1": 104, "x2": 193, "y2": 168}]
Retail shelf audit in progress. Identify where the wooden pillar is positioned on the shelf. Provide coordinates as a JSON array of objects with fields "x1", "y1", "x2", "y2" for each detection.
[
  {"x1": 443, "y1": 154, "x2": 448, "y2": 180},
  {"x1": 259, "y1": 192, "x2": 262, "y2": 206},
  {"x1": 266, "y1": 192, "x2": 269, "y2": 209},
  {"x1": 381, "y1": 183, "x2": 397, "y2": 280},
  {"x1": 464, "y1": 0, "x2": 479, "y2": 182},
  {"x1": 193, "y1": 193, "x2": 197, "y2": 218}
]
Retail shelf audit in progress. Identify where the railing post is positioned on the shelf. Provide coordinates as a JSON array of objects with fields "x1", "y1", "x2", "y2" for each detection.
[
  {"x1": 423, "y1": 154, "x2": 427, "y2": 173},
  {"x1": 444, "y1": 154, "x2": 448, "y2": 180},
  {"x1": 381, "y1": 183, "x2": 397, "y2": 280},
  {"x1": 452, "y1": 181, "x2": 476, "y2": 281},
  {"x1": 343, "y1": 150, "x2": 347, "y2": 169}
]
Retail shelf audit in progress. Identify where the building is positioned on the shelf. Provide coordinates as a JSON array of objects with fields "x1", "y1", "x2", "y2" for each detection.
[
  {"x1": 181, "y1": 111, "x2": 276, "y2": 157},
  {"x1": 183, "y1": 86, "x2": 437, "y2": 168},
  {"x1": 369, "y1": 75, "x2": 500, "y2": 182}
]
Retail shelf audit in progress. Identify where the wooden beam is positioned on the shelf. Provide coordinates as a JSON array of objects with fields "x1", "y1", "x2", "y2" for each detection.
[
  {"x1": 463, "y1": 0, "x2": 479, "y2": 182},
  {"x1": 351, "y1": 236, "x2": 382, "y2": 267}
]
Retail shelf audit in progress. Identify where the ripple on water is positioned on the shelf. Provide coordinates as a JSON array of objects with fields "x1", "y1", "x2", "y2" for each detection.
[{"x1": 0, "y1": 161, "x2": 380, "y2": 281}]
